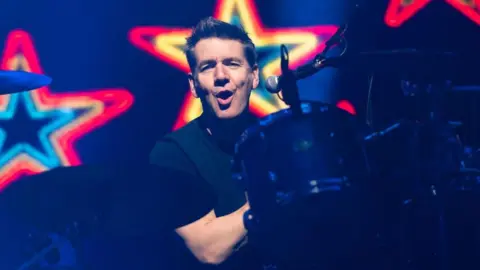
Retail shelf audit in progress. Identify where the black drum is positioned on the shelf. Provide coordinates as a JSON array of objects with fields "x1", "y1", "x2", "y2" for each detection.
[
  {"x1": 443, "y1": 148, "x2": 480, "y2": 270},
  {"x1": 0, "y1": 217, "x2": 78, "y2": 269},
  {"x1": 364, "y1": 119, "x2": 480, "y2": 270},
  {"x1": 233, "y1": 102, "x2": 379, "y2": 269}
]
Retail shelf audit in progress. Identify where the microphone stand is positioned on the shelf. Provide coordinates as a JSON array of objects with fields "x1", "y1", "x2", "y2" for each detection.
[
  {"x1": 278, "y1": 23, "x2": 347, "y2": 117},
  {"x1": 279, "y1": 45, "x2": 302, "y2": 117},
  {"x1": 242, "y1": 11, "x2": 351, "y2": 270}
]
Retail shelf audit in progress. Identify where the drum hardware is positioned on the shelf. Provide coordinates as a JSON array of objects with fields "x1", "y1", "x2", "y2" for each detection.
[
  {"x1": 265, "y1": 17, "x2": 348, "y2": 117},
  {"x1": 452, "y1": 85, "x2": 480, "y2": 92},
  {"x1": 0, "y1": 164, "x2": 220, "y2": 269},
  {"x1": 17, "y1": 228, "x2": 79, "y2": 270},
  {"x1": 237, "y1": 25, "x2": 476, "y2": 268},
  {"x1": 235, "y1": 100, "x2": 374, "y2": 269},
  {"x1": 0, "y1": 165, "x2": 115, "y2": 234},
  {"x1": 369, "y1": 72, "x2": 477, "y2": 270},
  {"x1": 0, "y1": 164, "x2": 155, "y2": 269},
  {"x1": 397, "y1": 79, "x2": 461, "y2": 270},
  {"x1": 0, "y1": 164, "x2": 188, "y2": 236},
  {"x1": 243, "y1": 7, "x2": 350, "y2": 230},
  {"x1": 277, "y1": 44, "x2": 302, "y2": 116},
  {"x1": 363, "y1": 121, "x2": 403, "y2": 141},
  {"x1": 451, "y1": 146, "x2": 480, "y2": 191}
]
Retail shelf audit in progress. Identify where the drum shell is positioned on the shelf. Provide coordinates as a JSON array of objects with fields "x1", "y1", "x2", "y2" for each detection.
[{"x1": 234, "y1": 103, "x2": 377, "y2": 266}]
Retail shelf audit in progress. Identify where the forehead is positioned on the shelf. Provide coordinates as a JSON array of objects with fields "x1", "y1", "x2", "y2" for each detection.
[{"x1": 193, "y1": 38, "x2": 246, "y2": 63}]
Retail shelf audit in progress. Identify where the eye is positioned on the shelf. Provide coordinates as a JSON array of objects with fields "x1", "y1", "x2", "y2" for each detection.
[
  {"x1": 199, "y1": 63, "x2": 215, "y2": 72},
  {"x1": 226, "y1": 61, "x2": 241, "y2": 68}
]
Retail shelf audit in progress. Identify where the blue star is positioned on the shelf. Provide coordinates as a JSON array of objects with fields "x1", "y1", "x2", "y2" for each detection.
[{"x1": 0, "y1": 92, "x2": 77, "y2": 168}]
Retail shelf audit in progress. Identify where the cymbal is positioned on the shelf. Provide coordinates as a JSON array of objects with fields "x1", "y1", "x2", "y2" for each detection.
[
  {"x1": 452, "y1": 85, "x2": 480, "y2": 92},
  {"x1": 0, "y1": 164, "x2": 118, "y2": 231},
  {"x1": 0, "y1": 164, "x2": 214, "y2": 237},
  {"x1": 356, "y1": 49, "x2": 455, "y2": 60},
  {"x1": 0, "y1": 70, "x2": 52, "y2": 94}
]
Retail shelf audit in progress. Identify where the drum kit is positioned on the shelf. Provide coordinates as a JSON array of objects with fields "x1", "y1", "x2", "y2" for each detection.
[
  {"x1": 233, "y1": 21, "x2": 479, "y2": 270},
  {"x1": 0, "y1": 23, "x2": 478, "y2": 270}
]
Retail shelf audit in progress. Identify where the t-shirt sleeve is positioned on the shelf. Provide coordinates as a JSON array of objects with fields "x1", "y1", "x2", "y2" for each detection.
[
  {"x1": 148, "y1": 139, "x2": 217, "y2": 226},
  {"x1": 149, "y1": 166, "x2": 217, "y2": 228},
  {"x1": 149, "y1": 140, "x2": 197, "y2": 175}
]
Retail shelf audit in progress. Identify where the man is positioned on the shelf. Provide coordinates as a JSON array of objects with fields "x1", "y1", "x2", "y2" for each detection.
[{"x1": 149, "y1": 17, "x2": 261, "y2": 269}]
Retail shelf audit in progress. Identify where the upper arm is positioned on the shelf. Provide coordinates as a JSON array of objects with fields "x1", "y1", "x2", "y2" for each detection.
[
  {"x1": 175, "y1": 209, "x2": 216, "y2": 243},
  {"x1": 157, "y1": 167, "x2": 217, "y2": 229}
]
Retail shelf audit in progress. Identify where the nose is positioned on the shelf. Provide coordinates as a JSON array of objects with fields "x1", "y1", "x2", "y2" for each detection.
[{"x1": 214, "y1": 64, "x2": 229, "y2": 87}]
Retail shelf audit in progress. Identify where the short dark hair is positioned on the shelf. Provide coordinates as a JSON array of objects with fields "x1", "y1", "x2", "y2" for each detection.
[{"x1": 185, "y1": 17, "x2": 257, "y2": 73}]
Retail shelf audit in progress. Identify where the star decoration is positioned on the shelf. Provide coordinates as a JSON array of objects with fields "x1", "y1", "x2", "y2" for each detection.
[
  {"x1": 385, "y1": 0, "x2": 480, "y2": 27},
  {"x1": 0, "y1": 30, "x2": 134, "y2": 189},
  {"x1": 445, "y1": 0, "x2": 480, "y2": 25},
  {"x1": 129, "y1": 0, "x2": 354, "y2": 130}
]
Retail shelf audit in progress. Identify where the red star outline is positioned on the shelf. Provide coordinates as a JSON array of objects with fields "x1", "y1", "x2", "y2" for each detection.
[
  {"x1": 129, "y1": 0, "x2": 355, "y2": 130},
  {"x1": 0, "y1": 30, "x2": 134, "y2": 188},
  {"x1": 385, "y1": 0, "x2": 480, "y2": 27}
]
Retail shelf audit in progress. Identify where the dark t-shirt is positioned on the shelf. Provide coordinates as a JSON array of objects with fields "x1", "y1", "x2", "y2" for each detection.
[
  {"x1": 148, "y1": 116, "x2": 262, "y2": 269},
  {"x1": 149, "y1": 119, "x2": 246, "y2": 216}
]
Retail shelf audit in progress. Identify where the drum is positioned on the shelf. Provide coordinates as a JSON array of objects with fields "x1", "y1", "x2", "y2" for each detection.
[
  {"x1": 364, "y1": 119, "x2": 477, "y2": 270},
  {"x1": 0, "y1": 215, "x2": 78, "y2": 269},
  {"x1": 444, "y1": 147, "x2": 480, "y2": 270},
  {"x1": 233, "y1": 102, "x2": 379, "y2": 269}
]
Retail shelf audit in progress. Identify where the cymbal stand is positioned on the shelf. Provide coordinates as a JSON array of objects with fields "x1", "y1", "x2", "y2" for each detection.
[
  {"x1": 17, "y1": 217, "x2": 100, "y2": 270},
  {"x1": 400, "y1": 79, "x2": 462, "y2": 270}
]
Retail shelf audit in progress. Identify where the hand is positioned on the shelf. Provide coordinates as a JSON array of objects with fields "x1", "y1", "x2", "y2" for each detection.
[{"x1": 239, "y1": 201, "x2": 250, "y2": 213}]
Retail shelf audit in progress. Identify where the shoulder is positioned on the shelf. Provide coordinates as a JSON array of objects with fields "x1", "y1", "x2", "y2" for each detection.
[
  {"x1": 164, "y1": 119, "x2": 202, "y2": 142},
  {"x1": 149, "y1": 139, "x2": 181, "y2": 160},
  {"x1": 149, "y1": 120, "x2": 201, "y2": 173}
]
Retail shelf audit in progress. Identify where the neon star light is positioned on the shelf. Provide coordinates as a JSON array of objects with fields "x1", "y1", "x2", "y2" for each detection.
[
  {"x1": 129, "y1": 0, "x2": 355, "y2": 130},
  {"x1": 385, "y1": 0, "x2": 480, "y2": 27},
  {"x1": 0, "y1": 30, "x2": 134, "y2": 189}
]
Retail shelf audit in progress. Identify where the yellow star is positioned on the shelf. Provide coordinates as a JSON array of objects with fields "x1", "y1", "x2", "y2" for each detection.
[{"x1": 130, "y1": 0, "x2": 337, "y2": 129}]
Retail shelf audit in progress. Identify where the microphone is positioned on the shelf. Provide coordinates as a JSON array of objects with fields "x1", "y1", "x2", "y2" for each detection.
[
  {"x1": 265, "y1": 56, "x2": 338, "y2": 94},
  {"x1": 264, "y1": 1, "x2": 364, "y2": 94},
  {"x1": 264, "y1": 24, "x2": 347, "y2": 94}
]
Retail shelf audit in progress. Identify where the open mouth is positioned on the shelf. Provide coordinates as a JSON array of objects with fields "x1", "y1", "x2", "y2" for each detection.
[{"x1": 215, "y1": 90, "x2": 234, "y2": 107}]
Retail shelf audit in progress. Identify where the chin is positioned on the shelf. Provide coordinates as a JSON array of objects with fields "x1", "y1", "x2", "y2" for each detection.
[
  {"x1": 214, "y1": 108, "x2": 243, "y2": 119},
  {"x1": 215, "y1": 112, "x2": 239, "y2": 119}
]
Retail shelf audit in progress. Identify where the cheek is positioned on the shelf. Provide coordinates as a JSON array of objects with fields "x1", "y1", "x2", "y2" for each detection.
[
  {"x1": 236, "y1": 80, "x2": 248, "y2": 90},
  {"x1": 233, "y1": 73, "x2": 252, "y2": 91},
  {"x1": 196, "y1": 77, "x2": 214, "y2": 93}
]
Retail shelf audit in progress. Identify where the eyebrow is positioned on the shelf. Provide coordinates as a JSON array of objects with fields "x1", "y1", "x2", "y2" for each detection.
[
  {"x1": 197, "y1": 59, "x2": 216, "y2": 68},
  {"x1": 197, "y1": 57, "x2": 244, "y2": 68},
  {"x1": 223, "y1": 57, "x2": 243, "y2": 63}
]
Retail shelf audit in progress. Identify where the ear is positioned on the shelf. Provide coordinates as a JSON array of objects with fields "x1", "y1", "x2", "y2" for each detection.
[
  {"x1": 188, "y1": 73, "x2": 199, "y2": 98},
  {"x1": 251, "y1": 65, "x2": 260, "y2": 89}
]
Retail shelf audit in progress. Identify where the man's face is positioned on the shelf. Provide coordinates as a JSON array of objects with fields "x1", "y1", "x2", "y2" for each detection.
[{"x1": 188, "y1": 38, "x2": 259, "y2": 119}]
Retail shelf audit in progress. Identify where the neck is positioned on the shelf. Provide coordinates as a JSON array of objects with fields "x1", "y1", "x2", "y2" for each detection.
[{"x1": 199, "y1": 111, "x2": 256, "y2": 154}]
